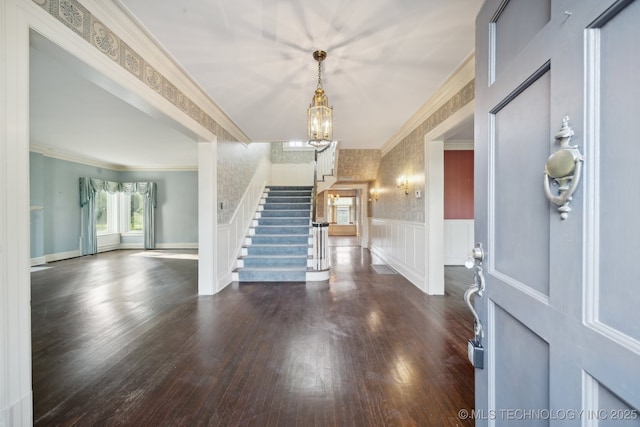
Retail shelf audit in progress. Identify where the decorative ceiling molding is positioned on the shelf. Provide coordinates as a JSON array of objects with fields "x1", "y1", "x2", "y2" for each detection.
[
  {"x1": 382, "y1": 53, "x2": 476, "y2": 156},
  {"x1": 31, "y1": 0, "x2": 245, "y2": 144},
  {"x1": 30, "y1": 144, "x2": 197, "y2": 172}
]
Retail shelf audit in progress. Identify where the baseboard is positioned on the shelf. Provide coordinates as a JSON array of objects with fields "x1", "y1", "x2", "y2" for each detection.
[
  {"x1": 30, "y1": 256, "x2": 47, "y2": 266},
  {"x1": 119, "y1": 243, "x2": 144, "y2": 250},
  {"x1": 32, "y1": 250, "x2": 81, "y2": 265},
  {"x1": 45, "y1": 250, "x2": 81, "y2": 263},
  {"x1": 98, "y1": 244, "x2": 120, "y2": 253},
  {"x1": 156, "y1": 243, "x2": 198, "y2": 249},
  {"x1": 118, "y1": 243, "x2": 198, "y2": 250},
  {"x1": 369, "y1": 246, "x2": 424, "y2": 291},
  {"x1": 217, "y1": 273, "x2": 233, "y2": 291},
  {"x1": 1, "y1": 390, "x2": 33, "y2": 427}
]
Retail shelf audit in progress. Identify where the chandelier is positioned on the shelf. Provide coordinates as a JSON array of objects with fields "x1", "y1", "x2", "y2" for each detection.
[{"x1": 307, "y1": 50, "x2": 333, "y2": 148}]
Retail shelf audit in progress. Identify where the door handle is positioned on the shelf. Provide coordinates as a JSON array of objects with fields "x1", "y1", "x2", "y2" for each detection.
[
  {"x1": 544, "y1": 116, "x2": 584, "y2": 220},
  {"x1": 465, "y1": 243, "x2": 485, "y2": 368}
]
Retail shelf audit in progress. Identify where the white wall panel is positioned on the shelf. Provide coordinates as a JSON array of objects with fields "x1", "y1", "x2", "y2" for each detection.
[
  {"x1": 369, "y1": 218, "x2": 426, "y2": 292},
  {"x1": 444, "y1": 220, "x2": 474, "y2": 265}
]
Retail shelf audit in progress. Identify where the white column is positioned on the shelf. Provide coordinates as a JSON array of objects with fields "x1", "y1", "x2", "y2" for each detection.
[
  {"x1": 1, "y1": 0, "x2": 34, "y2": 424},
  {"x1": 198, "y1": 141, "x2": 217, "y2": 295},
  {"x1": 426, "y1": 139, "x2": 445, "y2": 295}
]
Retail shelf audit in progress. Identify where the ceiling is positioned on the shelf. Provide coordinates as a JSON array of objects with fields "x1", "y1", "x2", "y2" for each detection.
[
  {"x1": 30, "y1": 33, "x2": 199, "y2": 169},
  {"x1": 30, "y1": 0, "x2": 480, "y2": 169}
]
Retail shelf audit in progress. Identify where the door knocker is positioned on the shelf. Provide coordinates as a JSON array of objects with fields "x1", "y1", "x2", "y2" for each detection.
[{"x1": 544, "y1": 116, "x2": 584, "y2": 220}]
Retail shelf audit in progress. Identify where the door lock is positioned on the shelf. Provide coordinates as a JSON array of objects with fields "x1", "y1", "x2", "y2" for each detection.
[
  {"x1": 465, "y1": 243, "x2": 484, "y2": 269},
  {"x1": 468, "y1": 335, "x2": 484, "y2": 369}
]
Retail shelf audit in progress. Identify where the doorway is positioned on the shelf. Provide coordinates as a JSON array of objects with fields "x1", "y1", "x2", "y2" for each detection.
[{"x1": 425, "y1": 102, "x2": 475, "y2": 294}]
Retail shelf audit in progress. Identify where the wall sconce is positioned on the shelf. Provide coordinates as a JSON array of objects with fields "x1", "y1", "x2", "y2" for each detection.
[
  {"x1": 369, "y1": 188, "x2": 379, "y2": 201},
  {"x1": 396, "y1": 176, "x2": 409, "y2": 195}
]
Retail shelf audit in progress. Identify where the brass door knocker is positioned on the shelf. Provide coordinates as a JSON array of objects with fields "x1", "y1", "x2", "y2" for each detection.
[{"x1": 544, "y1": 116, "x2": 584, "y2": 220}]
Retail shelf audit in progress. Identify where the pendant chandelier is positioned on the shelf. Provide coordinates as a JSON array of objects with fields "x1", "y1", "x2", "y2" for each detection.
[{"x1": 307, "y1": 50, "x2": 333, "y2": 148}]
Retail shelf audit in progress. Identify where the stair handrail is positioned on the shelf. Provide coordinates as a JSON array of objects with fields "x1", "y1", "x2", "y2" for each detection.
[
  {"x1": 312, "y1": 148, "x2": 318, "y2": 222},
  {"x1": 317, "y1": 141, "x2": 337, "y2": 181},
  {"x1": 312, "y1": 141, "x2": 337, "y2": 222}
]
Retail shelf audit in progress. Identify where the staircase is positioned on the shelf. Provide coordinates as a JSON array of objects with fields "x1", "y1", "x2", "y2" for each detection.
[
  {"x1": 233, "y1": 186, "x2": 327, "y2": 282},
  {"x1": 316, "y1": 141, "x2": 338, "y2": 194}
]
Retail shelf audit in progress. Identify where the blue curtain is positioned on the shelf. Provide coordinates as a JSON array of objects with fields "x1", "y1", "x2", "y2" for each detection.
[
  {"x1": 79, "y1": 178, "x2": 157, "y2": 255},
  {"x1": 141, "y1": 182, "x2": 157, "y2": 250},
  {"x1": 121, "y1": 182, "x2": 157, "y2": 249},
  {"x1": 79, "y1": 177, "x2": 97, "y2": 255}
]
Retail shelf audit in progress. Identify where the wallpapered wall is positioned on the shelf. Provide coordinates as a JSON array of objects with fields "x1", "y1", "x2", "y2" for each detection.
[
  {"x1": 373, "y1": 130, "x2": 426, "y2": 222},
  {"x1": 336, "y1": 149, "x2": 382, "y2": 181},
  {"x1": 218, "y1": 141, "x2": 271, "y2": 224},
  {"x1": 371, "y1": 80, "x2": 475, "y2": 222}
]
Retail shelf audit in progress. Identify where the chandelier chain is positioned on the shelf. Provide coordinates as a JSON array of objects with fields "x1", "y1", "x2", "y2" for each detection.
[{"x1": 317, "y1": 61, "x2": 323, "y2": 89}]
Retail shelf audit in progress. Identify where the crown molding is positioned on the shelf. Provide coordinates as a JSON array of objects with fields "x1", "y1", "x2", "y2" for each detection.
[
  {"x1": 381, "y1": 52, "x2": 476, "y2": 156},
  {"x1": 30, "y1": 145, "x2": 197, "y2": 172}
]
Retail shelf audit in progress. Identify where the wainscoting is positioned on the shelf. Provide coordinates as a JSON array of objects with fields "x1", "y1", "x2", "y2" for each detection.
[
  {"x1": 369, "y1": 218, "x2": 426, "y2": 291},
  {"x1": 444, "y1": 219, "x2": 474, "y2": 265}
]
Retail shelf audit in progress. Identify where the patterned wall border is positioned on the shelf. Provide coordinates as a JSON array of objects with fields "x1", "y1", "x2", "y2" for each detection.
[
  {"x1": 420, "y1": 79, "x2": 474, "y2": 137},
  {"x1": 32, "y1": 0, "x2": 238, "y2": 143}
]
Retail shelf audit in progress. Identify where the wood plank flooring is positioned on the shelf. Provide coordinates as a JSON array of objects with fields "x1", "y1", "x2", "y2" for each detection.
[{"x1": 31, "y1": 245, "x2": 475, "y2": 426}]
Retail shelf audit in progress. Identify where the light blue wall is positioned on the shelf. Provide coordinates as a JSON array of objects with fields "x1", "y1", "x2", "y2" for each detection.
[
  {"x1": 32, "y1": 154, "x2": 120, "y2": 257},
  {"x1": 120, "y1": 170, "x2": 198, "y2": 245},
  {"x1": 30, "y1": 152, "x2": 198, "y2": 258},
  {"x1": 30, "y1": 153, "x2": 45, "y2": 259}
]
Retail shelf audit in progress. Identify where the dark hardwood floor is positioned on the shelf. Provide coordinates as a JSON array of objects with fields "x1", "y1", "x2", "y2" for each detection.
[{"x1": 31, "y1": 243, "x2": 475, "y2": 426}]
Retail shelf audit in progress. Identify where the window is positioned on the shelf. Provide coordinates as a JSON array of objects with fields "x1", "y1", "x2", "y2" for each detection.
[
  {"x1": 282, "y1": 141, "x2": 315, "y2": 151},
  {"x1": 95, "y1": 191, "x2": 118, "y2": 235},
  {"x1": 127, "y1": 193, "x2": 144, "y2": 233},
  {"x1": 95, "y1": 191, "x2": 108, "y2": 233},
  {"x1": 95, "y1": 191, "x2": 145, "y2": 235},
  {"x1": 117, "y1": 192, "x2": 145, "y2": 234},
  {"x1": 336, "y1": 206, "x2": 351, "y2": 224},
  {"x1": 328, "y1": 196, "x2": 355, "y2": 224}
]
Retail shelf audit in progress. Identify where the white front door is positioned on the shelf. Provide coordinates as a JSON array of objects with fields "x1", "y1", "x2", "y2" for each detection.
[{"x1": 473, "y1": 0, "x2": 640, "y2": 425}]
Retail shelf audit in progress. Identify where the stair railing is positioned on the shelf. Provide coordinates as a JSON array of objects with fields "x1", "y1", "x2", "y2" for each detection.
[
  {"x1": 311, "y1": 142, "x2": 336, "y2": 271},
  {"x1": 316, "y1": 141, "x2": 337, "y2": 182},
  {"x1": 312, "y1": 141, "x2": 337, "y2": 221}
]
